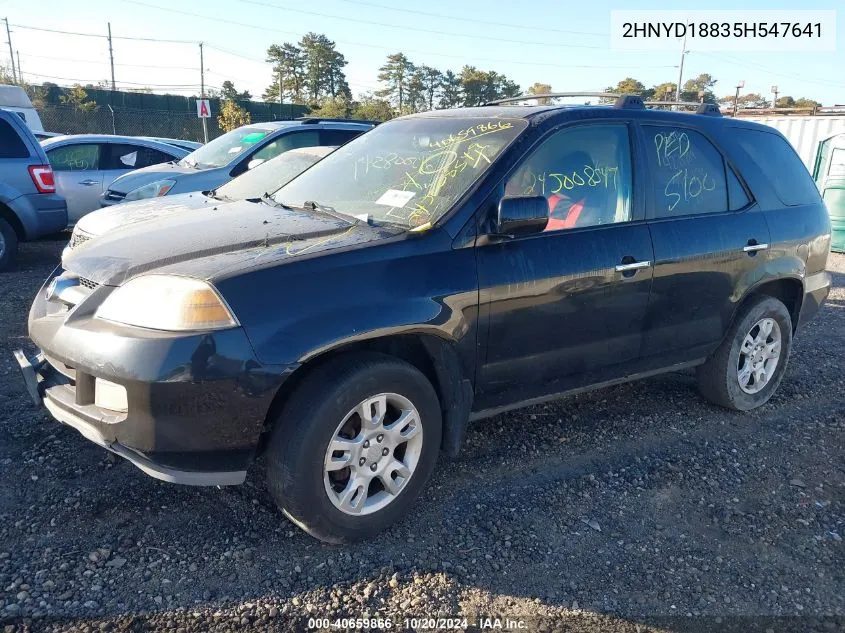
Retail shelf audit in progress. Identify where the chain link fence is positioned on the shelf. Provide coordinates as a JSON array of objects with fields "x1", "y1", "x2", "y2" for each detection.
[{"x1": 39, "y1": 105, "x2": 294, "y2": 143}]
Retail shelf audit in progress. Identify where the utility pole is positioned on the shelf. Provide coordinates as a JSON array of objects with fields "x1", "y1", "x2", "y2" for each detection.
[
  {"x1": 278, "y1": 69, "x2": 283, "y2": 117},
  {"x1": 771, "y1": 85, "x2": 779, "y2": 108},
  {"x1": 733, "y1": 80, "x2": 745, "y2": 117},
  {"x1": 107, "y1": 22, "x2": 116, "y2": 91},
  {"x1": 674, "y1": 34, "x2": 687, "y2": 103},
  {"x1": 199, "y1": 42, "x2": 208, "y2": 143},
  {"x1": 4, "y1": 18, "x2": 17, "y2": 84},
  {"x1": 16, "y1": 49, "x2": 21, "y2": 83}
]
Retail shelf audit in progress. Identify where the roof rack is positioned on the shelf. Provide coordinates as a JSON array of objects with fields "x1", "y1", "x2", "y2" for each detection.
[
  {"x1": 484, "y1": 93, "x2": 722, "y2": 116},
  {"x1": 296, "y1": 117, "x2": 379, "y2": 125},
  {"x1": 485, "y1": 92, "x2": 620, "y2": 105}
]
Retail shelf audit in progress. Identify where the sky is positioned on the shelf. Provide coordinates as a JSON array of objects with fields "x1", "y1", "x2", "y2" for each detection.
[{"x1": 1, "y1": 0, "x2": 843, "y2": 105}]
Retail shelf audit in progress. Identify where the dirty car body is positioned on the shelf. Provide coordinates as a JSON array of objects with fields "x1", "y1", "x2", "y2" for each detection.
[{"x1": 17, "y1": 101, "x2": 832, "y2": 541}]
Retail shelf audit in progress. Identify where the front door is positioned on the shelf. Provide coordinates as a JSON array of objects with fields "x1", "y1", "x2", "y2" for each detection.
[
  {"x1": 639, "y1": 123, "x2": 771, "y2": 364},
  {"x1": 475, "y1": 122, "x2": 654, "y2": 411}
]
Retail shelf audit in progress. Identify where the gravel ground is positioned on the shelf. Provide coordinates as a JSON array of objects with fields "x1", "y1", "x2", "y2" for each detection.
[{"x1": 1, "y1": 238, "x2": 843, "y2": 633}]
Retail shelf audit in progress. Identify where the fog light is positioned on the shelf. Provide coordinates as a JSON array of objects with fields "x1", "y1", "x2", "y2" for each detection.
[{"x1": 94, "y1": 378, "x2": 128, "y2": 413}]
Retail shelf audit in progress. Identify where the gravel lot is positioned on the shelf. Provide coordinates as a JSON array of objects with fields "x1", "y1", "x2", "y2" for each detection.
[{"x1": 1, "y1": 238, "x2": 843, "y2": 632}]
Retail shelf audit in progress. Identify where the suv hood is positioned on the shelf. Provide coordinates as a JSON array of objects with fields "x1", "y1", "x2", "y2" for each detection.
[
  {"x1": 63, "y1": 200, "x2": 398, "y2": 285},
  {"x1": 107, "y1": 162, "x2": 218, "y2": 194},
  {"x1": 76, "y1": 192, "x2": 213, "y2": 238}
]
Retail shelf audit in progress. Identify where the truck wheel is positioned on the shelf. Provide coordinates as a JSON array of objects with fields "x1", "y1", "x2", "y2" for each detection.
[
  {"x1": 0, "y1": 217, "x2": 18, "y2": 272},
  {"x1": 266, "y1": 352, "x2": 442, "y2": 543},
  {"x1": 696, "y1": 296, "x2": 792, "y2": 411}
]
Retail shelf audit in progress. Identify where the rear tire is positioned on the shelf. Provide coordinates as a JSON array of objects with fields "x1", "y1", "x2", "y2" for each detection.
[
  {"x1": 0, "y1": 217, "x2": 19, "y2": 272},
  {"x1": 696, "y1": 296, "x2": 792, "y2": 411},
  {"x1": 265, "y1": 352, "x2": 442, "y2": 543}
]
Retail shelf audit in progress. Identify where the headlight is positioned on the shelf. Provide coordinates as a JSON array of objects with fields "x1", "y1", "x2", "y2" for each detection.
[
  {"x1": 123, "y1": 179, "x2": 176, "y2": 202},
  {"x1": 95, "y1": 275, "x2": 238, "y2": 331}
]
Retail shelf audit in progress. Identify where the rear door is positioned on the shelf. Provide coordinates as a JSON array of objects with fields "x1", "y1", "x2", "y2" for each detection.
[
  {"x1": 101, "y1": 143, "x2": 178, "y2": 190},
  {"x1": 639, "y1": 122, "x2": 770, "y2": 364},
  {"x1": 45, "y1": 142, "x2": 104, "y2": 222}
]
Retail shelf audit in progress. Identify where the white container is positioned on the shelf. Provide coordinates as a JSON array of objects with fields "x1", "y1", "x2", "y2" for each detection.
[{"x1": 739, "y1": 115, "x2": 845, "y2": 171}]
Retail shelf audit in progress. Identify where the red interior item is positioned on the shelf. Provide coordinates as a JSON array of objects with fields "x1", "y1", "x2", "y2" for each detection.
[{"x1": 545, "y1": 195, "x2": 585, "y2": 231}]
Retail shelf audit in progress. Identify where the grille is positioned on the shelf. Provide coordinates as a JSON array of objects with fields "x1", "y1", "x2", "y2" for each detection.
[
  {"x1": 70, "y1": 231, "x2": 92, "y2": 249},
  {"x1": 79, "y1": 277, "x2": 99, "y2": 290}
]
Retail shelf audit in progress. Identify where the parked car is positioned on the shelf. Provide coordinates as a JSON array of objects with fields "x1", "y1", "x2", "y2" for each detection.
[
  {"x1": 100, "y1": 118, "x2": 374, "y2": 207},
  {"x1": 15, "y1": 97, "x2": 831, "y2": 543},
  {"x1": 66, "y1": 145, "x2": 336, "y2": 252},
  {"x1": 0, "y1": 108, "x2": 67, "y2": 271},
  {"x1": 0, "y1": 84, "x2": 44, "y2": 133},
  {"x1": 141, "y1": 137, "x2": 203, "y2": 153},
  {"x1": 40, "y1": 135, "x2": 191, "y2": 224},
  {"x1": 33, "y1": 131, "x2": 64, "y2": 141}
]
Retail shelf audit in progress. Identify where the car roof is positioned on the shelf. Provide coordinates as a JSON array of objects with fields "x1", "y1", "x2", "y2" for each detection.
[{"x1": 40, "y1": 134, "x2": 191, "y2": 154}]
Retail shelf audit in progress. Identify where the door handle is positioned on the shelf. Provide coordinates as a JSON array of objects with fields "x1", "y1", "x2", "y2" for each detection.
[
  {"x1": 78, "y1": 179, "x2": 99, "y2": 186},
  {"x1": 615, "y1": 260, "x2": 652, "y2": 272},
  {"x1": 742, "y1": 242, "x2": 769, "y2": 253}
]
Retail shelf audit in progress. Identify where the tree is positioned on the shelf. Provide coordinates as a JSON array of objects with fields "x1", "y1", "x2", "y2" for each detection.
[
  {"x1": 217, "y1": 100, "x2": 251, "y2": 132},
  {"x1": 459, "y1": 66, "x2": 487, "y2": 106},
  {"x1": 607, "y1": 77, "x2": 647, "y2": 95},
  {"x1": 299, "y1": 33, "x2": 348, "y2": 102},
  {"x1": 416, "y1": 65, "x2": 443, "y2": 111},
  {"x1": 720, "y1": 92, "x2": 768, "y2": 108},
  {"x1": 309, "y1": 96, "x2": 350, "y2": 119},
  {"x1": 794, "y1": 97, "x2": 821, "y2": 109},
  {"x1": 376, "y1": 52, "x2": 414, "y2": 112},
  {"x1": 221, "y1": 80, "x2": 251, "y2": 101},
  {"x1": 438, "y1": 70, "x2": 462, "y2": 109},
  {"x1": 264, "y1": 43, "x2": 306, "y2": 103},
  {"x1": 650, "y1": 81, "x2": 677, "y2": 101},
  {"x1": 776, "y1": 96, "x2": 796, "y2": 107},
  {"x1": 681, "y1": 73, "x2": 717, "y2": 103},
  {"x1": 351, "y1": 94, "x2": 394, "y2": 122},
  {"x1": 527, "y1": 82, "x2": 553, "y2": 104},
  {"x1": 59, "y1": 85, "x2": 97, "y2": 112}
]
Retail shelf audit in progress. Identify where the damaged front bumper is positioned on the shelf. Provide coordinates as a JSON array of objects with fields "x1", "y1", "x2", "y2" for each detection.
[{"x1": 15, "y1": 269, "x2": 294, "y2": 486}]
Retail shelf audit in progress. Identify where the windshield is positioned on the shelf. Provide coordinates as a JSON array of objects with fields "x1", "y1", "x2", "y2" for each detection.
[
  {"x1": 272, "y1": 117, "x2": 527, "y2": 228},
  {"x1": 215, "y1": 147, "x2": 333, "y2": 201},
  {"x1": 178, "y1": 126, "x2": 277, "y2": 169}
]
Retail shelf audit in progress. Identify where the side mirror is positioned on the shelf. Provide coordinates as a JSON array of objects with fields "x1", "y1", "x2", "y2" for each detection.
[
  {"x1": 247, "y1": 158, "x2": 265, "y2": 170},
  {"x1": 495, "y1": 196, "x2": 549, "y2": 237}
]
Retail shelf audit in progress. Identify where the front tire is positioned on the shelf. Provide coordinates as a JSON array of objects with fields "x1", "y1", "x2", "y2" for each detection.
[
  {"x1": 266, "y1": 352, "x2": 442, "y2": 543},
  {"x1": 696, "y1": 296, "x2": 793, "y2": 411}
]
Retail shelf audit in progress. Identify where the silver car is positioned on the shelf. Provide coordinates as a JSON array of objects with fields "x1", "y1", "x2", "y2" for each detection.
[
  {"x1": 101, "y1": 118, "x2": 374, "y2": 208},
  {"x1": 66, "y1": 145, "x2": 337, "y2": 253},
  {"x1": 41, "y1": 135, "x2": 191, "y2": 224}
]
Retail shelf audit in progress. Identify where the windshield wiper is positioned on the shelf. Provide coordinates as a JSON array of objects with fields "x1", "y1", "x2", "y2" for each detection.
[
  {"x1": 301, "y1": 200, "x2": 357, "y2": 225},
  {"x1": 257, "y1": 193, "x2": 291, "y2": 208}
]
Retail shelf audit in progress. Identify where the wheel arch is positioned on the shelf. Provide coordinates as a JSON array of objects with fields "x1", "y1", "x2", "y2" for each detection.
[
  {"x1": 0, "y1": 202, "x2": 26, "y2": 241},
  {"x1": 735, "y1": 275, "x2": 804, "y2": 334},
  {"x1": 260, "y1": 332, "x2": 474, "y2": 458}
]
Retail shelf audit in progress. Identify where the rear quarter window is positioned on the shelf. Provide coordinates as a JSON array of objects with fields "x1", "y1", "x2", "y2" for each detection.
[
  {"x1": 734, "y1": 129, "x2": 820, "y2": 206},
  {"x1": 0, "y1": 118, "x2": 30, "y2": 159}
]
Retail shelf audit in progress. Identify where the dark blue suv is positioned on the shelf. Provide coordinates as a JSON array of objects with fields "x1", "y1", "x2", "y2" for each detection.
[
  {"x1": 0, "y1": 108, "x2": 67, "y2": 270},
  {"x1": 16, "y1": 95, "x2": 831, "y2": 542}
]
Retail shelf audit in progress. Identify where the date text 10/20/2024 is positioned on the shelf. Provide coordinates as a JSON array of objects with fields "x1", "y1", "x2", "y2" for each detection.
[{"x1": 306, "y1": 617, "x2": 527, "y2": 630}]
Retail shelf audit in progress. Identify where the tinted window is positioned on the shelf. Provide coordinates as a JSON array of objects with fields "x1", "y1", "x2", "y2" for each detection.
[
  {"x1": 644, "y1": 126, "x2": 728, "y2": 218},
  {"x1": 179, "y1": 126, "x2": 274, "y2": 169},
  {"x1": 735, "y1": 129, "x2": 820, "y2": 206},
  {"x1": 728, "y1": 167, "x2": 750, "y2": 210},
  {"x1": 103, "y1": 144, "x2": 175, "y2": 170},
  {"x1": 217, "y1": 149, "x2": 327, "y2": 201},
  {"x1": 504, "y1": 124, "x2": 633, "y2": 231},
  {"x1": 0, "y1": 119, "x2": 29, "y2": 158},
  {"x1": 320, "y1": 129, "x2": 363, "y2": 146},
  {"x1": 251, "y1": 131, "x2": 321, "y2": 163},
  {"x1": 47, "y1": 144, "x2": 100, "y2": 171}
]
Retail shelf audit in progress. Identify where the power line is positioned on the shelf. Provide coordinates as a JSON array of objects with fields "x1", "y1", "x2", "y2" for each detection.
[
  {"x1": 125, "y1": 2, "x2": 671, "y2": 71},
  {"x1": 22, "y1": 70, "x2": 202, "y2": 88},
  {"x1": 236, "y1": 0, "x2": 610, "y2": 50},
  {"x1": 696, "y1": 51, "x2": 845, "y2": 89},
  {"x1": 333, "y1": 0, "x2": 606, "y2": 36},
  {"x1": 9, "y1": 22, "x2": 195, "y2": 43},
  {"x1": 18, "y1": 51, "x2": 199, "y2": 70}
]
